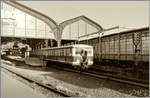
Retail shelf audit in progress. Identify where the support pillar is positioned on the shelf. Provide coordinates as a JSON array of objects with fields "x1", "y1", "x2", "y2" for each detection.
[
  {"x1": 56, "y1": 28, "x2": 62, "y2": 47},
  {"x1": 45, "y1": 39, "x2": 49, "y2": 48},
  {"x1": 57, "y1": 39, "x2": 61, "y2": 47},
  {"x1": 40, "y1": 43, "x2": 43, "y2": 49},
  {"x1": 54, "y1": 26, "x2": 63, "y2": 47},
  {"x1": 50, "y1": 39, "x2": 53, "y2": 47}
]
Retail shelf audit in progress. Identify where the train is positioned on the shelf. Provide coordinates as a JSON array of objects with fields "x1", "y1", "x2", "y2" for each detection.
[
  {"x1": 25, "y1": 27, "x2": 148, "y2": 79},
  {"x1": 28, "y1": 44, "x2": 93, "y2": 69}
]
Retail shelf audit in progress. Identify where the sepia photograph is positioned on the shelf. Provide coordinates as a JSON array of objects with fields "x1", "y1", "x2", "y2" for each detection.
[{"x1": 1, "y1": 0, "x2": 149, "y2": 97}]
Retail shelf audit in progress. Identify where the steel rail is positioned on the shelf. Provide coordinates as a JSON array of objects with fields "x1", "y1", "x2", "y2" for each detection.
[
  {"x1": 51, "y1": 65, "x2": 149, "y2": 89},
  {"x1": 1, "y1": 62, "x2": 70, "y2": 97},
  {"x1": 2, "y1": 58, "x2": 149, "y2": 89}
]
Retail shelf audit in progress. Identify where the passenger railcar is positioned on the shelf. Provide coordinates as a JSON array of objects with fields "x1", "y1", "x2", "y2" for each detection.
[{"x1": 30, "y1": 44, "x2": 93, "y2": 69}]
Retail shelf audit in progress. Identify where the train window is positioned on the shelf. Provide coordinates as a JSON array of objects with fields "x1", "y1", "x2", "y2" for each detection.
[
  {"x1": 56, "y1": 49, "x2": 58, "y2": 56},
  {"x1": 66, "y1": 49, "x2": 68, "y2": 56},
  {"x1": 75, "y1": 48, "x2": 82, "y2": 54},
  {"x1": 48, "y1": 50, "x2": 50, "y2": 56},
  {"x1": 67, "y1": 48, "x2": 72, "y2": 56},
  {"x1": 66, "y1": 48, "x2": 70, "y2": 56},
  {"x1": 63, "y1": 49, "x2": 65, "y2": 56},
  {"x1": 40, "y1": 50, "x2": 42, "y2": 55},
  {"x1": 58, "y1": 49, "x2": 60, "y2": 56},
  {"x1": 61, "y1": 49, "x2": 63, "y2": 56},
  {"x1": 55, "y1": 49, "x2": 57, "y2": 56},
  {"x1": 50, "y1": 50, "x2": 51, "y2": 56},
  {"x1": 53, "y1": 49, "x2": 55, "y2": 56},
  {"x1": 43, "y1": 50, "x2": 45, "y2": 56},
  {"x1": 57, "y1": 49, "x2": 59, "y2": 56},
  {"x1": 60, "y1": 49, "x2": 62, "y2": 56},
  {"x1": 65, "y1": 48, "x2": 67, "y2": 56},
  {"x1": 64, "y1": 48, "x2": 66, "y2": 56},
  {"x1": 52, "y1": 50, "x2": 54, "y2": 56},
  {"x1": 70, "y1": 48, "x2": 72, "y2": 56},
  {"x1": 46, "y1": 50, "x2": 48, "y2": 56},
  {"x1": 62, "y1": 49, "x2": 64, "y2": 56},
  {"x1": 66, "y1": 48, "x2": 68, "y2": 56},
  {"x1": 62, "y1": 48, "x2": 64, "y2": 56},
  {"x1": 59, "y1": 49, "x2": 61, "y2": 56},
  {"x1": 44, "y1": 50, "x2": 46, "y2": 56},
  {"x1": 52, "y1": 49, "x2": 54, "y2": 56},
  {"x1": 47, "y1": 50, "x2": 49, "y2": 55},
  {"x1": 51, "y1": 49, "x2": 54, "y2": 56},
  {"x1": 50, "y1": 50, "x2": 52, "y2": 56},
  {"x1": 49, "y1": 50, "x2": 50, "y2": 56},
  {"x1": 54, "y1": 49, "x2": 56, "y2": 56},
  {"x1": 53, "y1": 50, "x2": 54, "y2": 56},
  {"x1": 39, "y1": 50, "x2": 41, "y2": 55},
  {"x1": 42, "y1": 50, "x2": 44, "y2": 55}
]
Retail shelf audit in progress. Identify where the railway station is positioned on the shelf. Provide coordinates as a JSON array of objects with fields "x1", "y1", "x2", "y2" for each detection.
[{"x1": 1, "y1": 0, "x2": 149, "y2": 97}]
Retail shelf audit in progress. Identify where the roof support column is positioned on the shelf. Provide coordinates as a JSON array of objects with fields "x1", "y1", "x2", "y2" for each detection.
[
  {"x1": 44, "y1": 39, "x2": 49, "y2": 48},
  {"x1": 57, "y1": 39, "x2": 61, "y2": 47},
  {"x1": 55, "y1": 26, "x2": 63, "y2": 47}
]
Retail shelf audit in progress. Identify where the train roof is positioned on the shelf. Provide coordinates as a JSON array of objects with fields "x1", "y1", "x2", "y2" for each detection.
[{"x1": 38, "y1": 44, "x2": 93, "y2": 50}]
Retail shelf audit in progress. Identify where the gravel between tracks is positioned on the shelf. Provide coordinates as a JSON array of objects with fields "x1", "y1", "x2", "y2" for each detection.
[{"x1": 1, "y1": 59, "x2": 148, "y2": 97}]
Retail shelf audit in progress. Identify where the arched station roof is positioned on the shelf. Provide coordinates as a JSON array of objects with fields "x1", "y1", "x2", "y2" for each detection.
[
  {"x1": 3, "y1": 1, "x2": 104, "y2": 46},
  {"x1": 58, "y1": 15, "x2": 103, "y2": 40},
  {"x1": 59, "y1": 15, "x2": 103, "y2": 31},
  {"x1": 4, "y1": 0, "x2": 58, "y2": 39}
]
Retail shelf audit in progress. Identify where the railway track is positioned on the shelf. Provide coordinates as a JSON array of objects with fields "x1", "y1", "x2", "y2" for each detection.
[
  {"x1": 89, "y1": 67, "x2": 148, "y2": 84},
  {"x1": 1, "y1": 61, "x2": 70, "y2": 97},
  {"x1": 2, "y1": 58, "x2": 149, "y2": 90},
  {"x1": 50, "y1": 64, "x2": 149, "y2": 89}
]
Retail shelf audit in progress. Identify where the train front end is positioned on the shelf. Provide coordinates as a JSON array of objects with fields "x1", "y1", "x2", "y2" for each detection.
[{"x1": 73, "y1": 45, "x2": 93, "y2": 69}]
